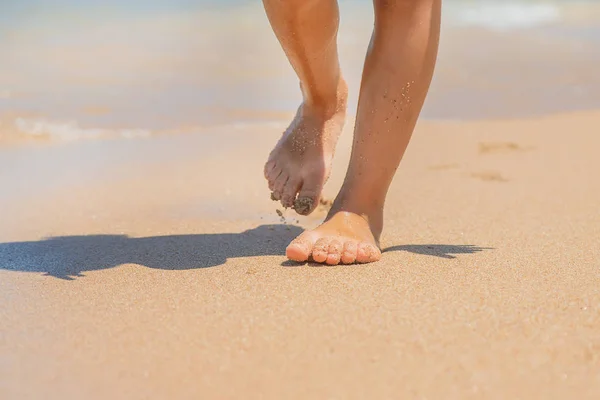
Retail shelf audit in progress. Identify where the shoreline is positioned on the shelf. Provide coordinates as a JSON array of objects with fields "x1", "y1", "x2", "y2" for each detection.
[{"x1": 3, "y1": 107, "x2": 600, "y2": 149}]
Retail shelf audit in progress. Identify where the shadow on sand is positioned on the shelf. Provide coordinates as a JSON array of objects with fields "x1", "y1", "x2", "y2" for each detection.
[
  {"x1": 0, "y1": 224, "x2": 492, "y2": 280},
  {"x1": 383, "y1": 244, "x2": 493, "y2": 259}
]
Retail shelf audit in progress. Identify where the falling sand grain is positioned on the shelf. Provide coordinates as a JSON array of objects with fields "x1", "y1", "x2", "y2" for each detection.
[{"x1": 275, "y1": 208, "x2": 287, "y2": 223}]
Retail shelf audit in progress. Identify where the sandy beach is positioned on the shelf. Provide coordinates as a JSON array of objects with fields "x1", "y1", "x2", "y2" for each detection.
[
  {"x1": 2, "y1": 0, "x2": 600, "y2": 398},
  {"x1": 2, "y1": 110, "x2": 600, "y2": 399}
]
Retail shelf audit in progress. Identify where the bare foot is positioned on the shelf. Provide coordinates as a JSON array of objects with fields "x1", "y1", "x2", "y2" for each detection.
[
  {"x1": 264, "y1": 81, "x2": 347, "y2": 215},
  {"x1": 286, "y1": 210, "x2": 382, "y2": 265}
]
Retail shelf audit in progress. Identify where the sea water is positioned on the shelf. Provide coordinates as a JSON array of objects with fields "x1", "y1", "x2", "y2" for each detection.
[{"x1": 1, "y1": 0, "x2": 600, "y2": 142}]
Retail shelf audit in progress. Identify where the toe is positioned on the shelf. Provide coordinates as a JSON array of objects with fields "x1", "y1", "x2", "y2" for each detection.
[
  {"x1": 294, "y1": 173, "x2": 324, "y2": 216},
  {"x1": 356, "y1": 242, "x2": 381, "y2": 264},
  {"x1": 340, "y1": 240, "x2": 358, "y2": 264},
  {"x1": 286, "y1": 235, "x2": 313, "y2": 262},
  {"x1": 281, "y1": 178, "x2": 301, "y2": 209},
  {"x1": 368, "y1": 245, "x2": 382, "y2": 262},
  {"x1": 311, "y1": 237, "x2": 331, "y2": 264},
  {"x1": 264, "y1": 160, "x2": 276, "y2": 180},
  {"x1": 271, "y1": 172, "x2": 289, "y2": 201},
  {"x1": 267, "y1": 166, "x2": 282, "y2": 191},
  {"x1": 325, "y1": 239, "x2": 343, "y2": 265}
]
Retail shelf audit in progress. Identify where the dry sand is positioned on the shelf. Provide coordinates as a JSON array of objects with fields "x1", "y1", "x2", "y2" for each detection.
[{"x1": 1, "y1": 111, "x2": 600, "y2": 399}]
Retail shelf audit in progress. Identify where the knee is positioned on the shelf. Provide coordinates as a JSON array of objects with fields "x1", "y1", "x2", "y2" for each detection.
[
  {"x1": 373, "y1": 0, "x2": 438, "y2": 32},
  {"x1": 274, "y1": 0, "x2": 327, "y2": 16},
  {"x1": 264, "y1": 0, "x2": 317, "y2": 10},
  {"x1": 280, "y1": 0, "x2": 323, "y2": 9}
]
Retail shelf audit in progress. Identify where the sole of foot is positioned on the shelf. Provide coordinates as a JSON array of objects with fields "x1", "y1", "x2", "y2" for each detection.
[{"x1": 265, "y1": 80, "x2": 347, "y2": 216}]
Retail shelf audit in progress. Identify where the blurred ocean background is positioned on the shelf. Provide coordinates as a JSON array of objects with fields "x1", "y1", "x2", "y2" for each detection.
[{"x1": 1, "y1": 0, "x2": 600, "y2": 142}]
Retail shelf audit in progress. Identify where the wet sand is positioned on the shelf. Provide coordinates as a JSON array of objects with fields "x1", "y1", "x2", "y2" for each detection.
[{"x1": 1, "y1": 110, "x2": 600, "y2": 399}]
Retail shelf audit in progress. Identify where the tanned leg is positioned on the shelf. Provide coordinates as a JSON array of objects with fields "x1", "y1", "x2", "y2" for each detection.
[
  {"x1": 262, "y1": 0, "x2": 348, "y2": 215},
  {"x1": 286, "y1": 0, "x2": 442, "y2": 265}
]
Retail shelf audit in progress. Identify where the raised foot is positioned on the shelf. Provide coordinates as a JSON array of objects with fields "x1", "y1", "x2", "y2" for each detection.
[
  {"x1": 286, "y1": 211, "x2": 382, "y2": 265},
  {"x1": 265, "y1": 81, "x2": 347, "y2": 215}
]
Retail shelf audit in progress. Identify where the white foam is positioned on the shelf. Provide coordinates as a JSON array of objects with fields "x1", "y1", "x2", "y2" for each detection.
[
  {"x1": 448, "y1": 2, "x2": 561, "y2": 30},
  {"x1": 14, "y1": 117, "x2": 151, "y2": 141}
]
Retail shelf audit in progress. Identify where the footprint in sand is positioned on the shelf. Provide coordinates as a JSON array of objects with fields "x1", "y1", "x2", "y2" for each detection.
[
  {"x1": 470, "y1": 171, "x2": 509, "y2": 183},
  {"x1": 478, "y1": 142, "x2": 533, "y2": 155},
  {"x1": 470, "y1": 142, "x2": 530, "y2": 182}
]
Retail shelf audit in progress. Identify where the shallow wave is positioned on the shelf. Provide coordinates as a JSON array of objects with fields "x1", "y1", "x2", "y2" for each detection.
[
  {"x1": 0, "y1": 116, "x2": 291, "y2": 145},
  {"x1": 14, "y1": 117, "x2": 151, "y2": 142}
]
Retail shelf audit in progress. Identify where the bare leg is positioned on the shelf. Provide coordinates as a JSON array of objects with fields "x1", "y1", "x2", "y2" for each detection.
[
  {"x1": 263, "y1": 0, "x2": 348, "y2": 215},
  {"x1": 287, "y1": 0, "x2": 442, "y2": 265}
]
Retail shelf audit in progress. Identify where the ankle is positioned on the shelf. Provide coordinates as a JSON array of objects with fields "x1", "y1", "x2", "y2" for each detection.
[
  {"x1": 302, "y1": 77, "x2": 348, "y2": 119},
  {"x1": 327, "y1": 195, "x2": 384, "y2": 240}
]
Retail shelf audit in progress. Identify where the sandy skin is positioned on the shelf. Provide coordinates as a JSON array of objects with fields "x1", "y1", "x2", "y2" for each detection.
[{"x1": 263, "y1": 0, "x2": 441, "y2": 265}]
